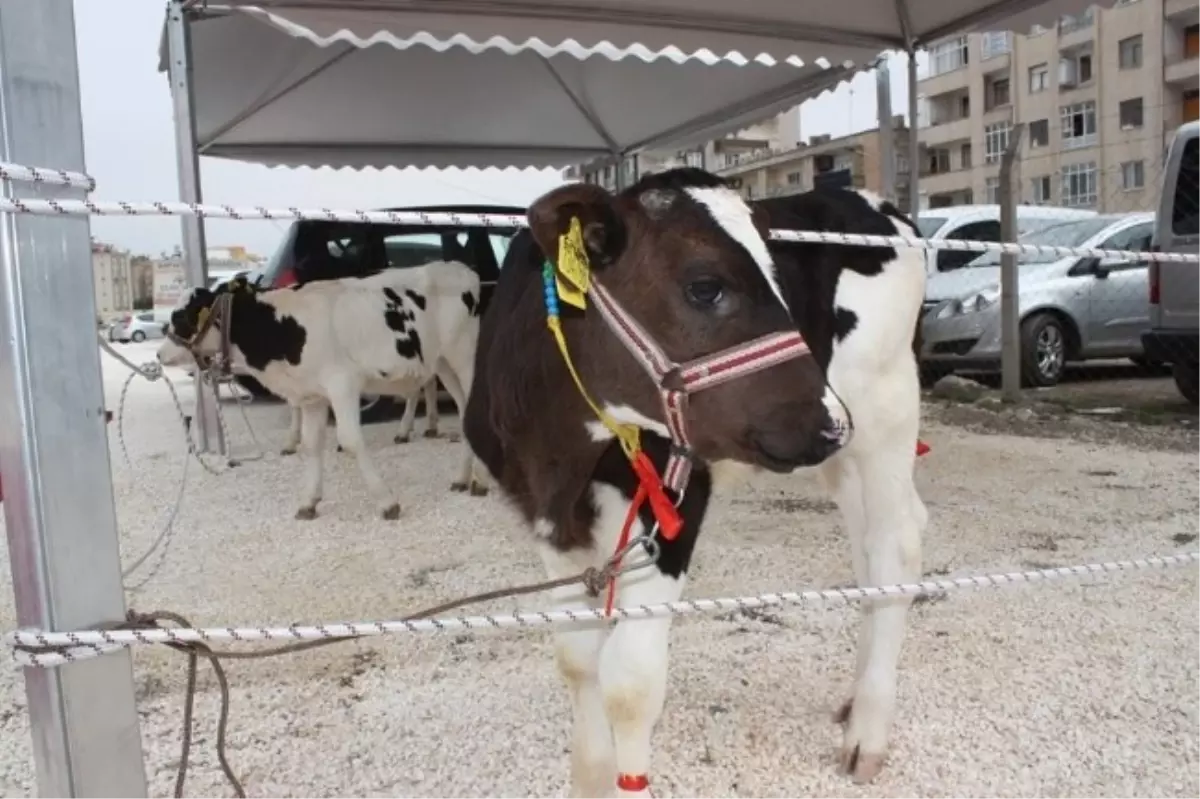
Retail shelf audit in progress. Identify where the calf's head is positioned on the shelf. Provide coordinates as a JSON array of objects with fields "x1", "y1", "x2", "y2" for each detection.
[
  {"x1": 156, "y1": 285, "x2": 225, "y2": 368},
  {"x1": 531, "y1": 168, "x2": 847, "y2": 472}
]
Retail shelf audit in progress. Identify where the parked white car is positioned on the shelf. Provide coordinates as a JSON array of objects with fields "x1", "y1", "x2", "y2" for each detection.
[
  {"x1": 108, "y1": 309, "x2": 171, "y2": 343},
  {"x1": 919, "y1": 212, "x2": 1157, "y2": 387},
  {"x1": 914, "y1": 204, "x2": 1098, "y2": 276}
]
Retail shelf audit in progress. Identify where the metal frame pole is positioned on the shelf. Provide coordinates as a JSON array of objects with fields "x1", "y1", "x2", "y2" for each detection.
[
  {"x1": 875, "y1": 57, "x2": 896, "y2": 203},
  {"x1": 166, "y1": 0, "x2": 225, "y2": 456},
  {"x1": 0, "y1": 1, "x2": 148, "y2": 795},
  {"x1": 999, "y1": 123, "x2": 1026, "y2": 402},
  {"x1": 906, "y1": 46, "x2": 921, "y2": 221}
]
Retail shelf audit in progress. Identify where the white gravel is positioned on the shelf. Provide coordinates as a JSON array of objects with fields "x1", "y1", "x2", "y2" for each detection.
[{"x1": 1, "y1": 341, "x2": 1197, "y2": 798}]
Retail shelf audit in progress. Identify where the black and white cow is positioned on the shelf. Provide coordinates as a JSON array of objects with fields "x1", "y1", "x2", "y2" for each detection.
[
  {"x1": 159, "y1": 263, "x2": 489, "y2": 520},
  {"x1": 463, "y1": 168, "x2": 926, "y2": 795}
]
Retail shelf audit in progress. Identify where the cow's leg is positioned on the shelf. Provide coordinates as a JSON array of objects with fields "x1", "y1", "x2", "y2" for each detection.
[
  {"x1": 393, "y1": 388, "x2": 419, "y2": 445},
  {"x1": 328, "y1": 384, "x2": 401, "y2": 520},
  {"x1": 830, "y1": 442, "x2": 925, "y2": 782},
  {"x1": 294, "y1": 399, "x2": 328, "y2": 520},
  {"x1": 439, "y1": 364, "x2": 486, "y2": 496},
  {"x1": 538, "y1": 543, "x2": 615, "y2": 798},
  {"x1": 280, "y1": 403, "x2": 302, "y2": 456},
  {"x1": 422, "y1": 378, "x2": 440, "y2": 438}
]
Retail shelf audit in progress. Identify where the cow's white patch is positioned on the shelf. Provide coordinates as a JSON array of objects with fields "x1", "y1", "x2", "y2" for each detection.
[
  {"x1": 533, "y1": 518, "x2": 556, "y2": 540},
  {"x1": 854, "y1": 189, "x2": 886, "y2": 211},
  {"x1": 684, "y1": 186, "x2": 787, "y2": 310},
  {"x1": 584, "y1": 403, "x2": 671, "y2": 443}
]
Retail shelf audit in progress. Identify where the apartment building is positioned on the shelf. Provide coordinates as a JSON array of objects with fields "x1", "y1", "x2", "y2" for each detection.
[
  {"x1": 91, "y1": 241, "x2": 134, "y2": 319},
  {"x1": 917, "y1": 0, "x2": 1198, "y2": 211},
  {"x1": 564, "y1": 107, "x2": 802, "y2": 190},
  {"x1": 712, "y1": 119, "x2": 914, "y2": 207}
]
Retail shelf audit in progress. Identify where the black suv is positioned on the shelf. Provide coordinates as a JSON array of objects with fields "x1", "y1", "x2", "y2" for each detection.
[{"x1": 237, "y1": 203, "x2": 524, "y2": 422}]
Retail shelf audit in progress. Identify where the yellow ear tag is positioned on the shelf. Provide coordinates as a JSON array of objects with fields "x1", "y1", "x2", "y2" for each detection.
[
  {"x1": 196, "y1": 307, "x2": 211, "y2": 331},
  {"x1": 555, "y1": 217, "x2": 591, "y2": 311}
]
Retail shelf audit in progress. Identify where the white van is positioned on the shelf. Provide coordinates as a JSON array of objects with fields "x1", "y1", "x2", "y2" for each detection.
[
  {"x1": 1143, "y1": 120, "x2": 1199, "y2": 405},
  {"x1": 915, "y1": 204, "x2": 1098, "y2": 276}
]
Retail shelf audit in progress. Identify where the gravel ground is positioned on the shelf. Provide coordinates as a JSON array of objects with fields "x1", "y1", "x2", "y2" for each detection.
[{"x1": 1, "y1": 341, "x2": 1197, "y2": 798}]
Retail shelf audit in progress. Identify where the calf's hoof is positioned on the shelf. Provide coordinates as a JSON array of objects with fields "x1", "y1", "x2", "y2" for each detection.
[
  {"x1": 380, "y1": 503, "x2": 402, "y2": 520},
  {"x1": 393, "y1": 434, "x2": 410, "y2": 445},
  {"x1": 468, "y1": 481, "x2": 489, "y2": 497},
  {"x1": 423, "y1": 429, "x2": 440, "y2": 439},
  {"x1": 449, "y1": 481, "x2": 468, "y2": 493},
  {"x1": 833, "y1": 698, "x2": 888, "y2": 784},
  {"x1": 294, "y1": 506, "x2": 318, "y2": 521}
]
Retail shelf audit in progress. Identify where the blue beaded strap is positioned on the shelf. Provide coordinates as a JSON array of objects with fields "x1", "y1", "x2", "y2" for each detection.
[{"x1": 542, "y1": 261, "x2": 560, "y2": 318}]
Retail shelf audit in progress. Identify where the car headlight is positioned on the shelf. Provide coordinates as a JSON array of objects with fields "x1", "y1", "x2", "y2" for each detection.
[{"x1": 936, "y1": 287, "x2": 1000, "y2": 319}]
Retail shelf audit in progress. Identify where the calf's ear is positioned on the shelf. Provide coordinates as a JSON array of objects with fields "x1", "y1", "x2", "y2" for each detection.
[{"x1": 527, "y1": 182, "x2": 626, "y2": 272}]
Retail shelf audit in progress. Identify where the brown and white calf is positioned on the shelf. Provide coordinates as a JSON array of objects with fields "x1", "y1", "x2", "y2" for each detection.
[
  {"x1": 159, "y1": 263, "x2": 488, "y2": 520},
  {"x1": 463, "y1": 168, "x2": 926, "y2": 794}
]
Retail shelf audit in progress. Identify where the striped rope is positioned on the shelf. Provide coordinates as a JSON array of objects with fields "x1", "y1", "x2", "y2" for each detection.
[
  {"x1": 0, "y1": 161, "x2": 95, "y2": 192},
  {"x1": 0, "y1": 197, "x2": 1194, "y2": 264},
  {"x1": 7, "y1": 551, "x2": 1196, "y2": 669}
]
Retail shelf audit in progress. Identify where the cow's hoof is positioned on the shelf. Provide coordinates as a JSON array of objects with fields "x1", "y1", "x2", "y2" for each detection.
[
  {"x1": 834, "y1": 699, "x2": 887, "y2": 784},
  {"x1": 393, "y1": 434, "x2": 410, "y2": 445},
  {"x1": 468, "y1": 482, "x2": 489, "y2": 497},
  {"x1": 381, "y1": 503, "x2": 402, "y2": 520},
  {"x1": 294, "y1": 506, "x2": 318, "y2": 521},
  {"x1": 423, "y1": 429, "x2": 440, "y2": 439},
  {"x1": 449, "y1": 481, "x2": 468, "y2": 493},
  {"x1": 280, "y1": 447, "x2": 297, "y2": 457}
]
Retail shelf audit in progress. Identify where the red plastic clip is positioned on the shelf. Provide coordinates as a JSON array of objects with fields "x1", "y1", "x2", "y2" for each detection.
[
  {"x1": 617, "y1": 773, "x2": 650, "y2": 793},
  {"x1": 629, "y1": 451, "x2": 683, "y2": 541},
  {"x1": 915, "y1": 439, "x2": 931, "y2": 457}
]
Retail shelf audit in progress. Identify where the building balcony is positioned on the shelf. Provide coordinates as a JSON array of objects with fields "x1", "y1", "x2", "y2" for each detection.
[
  {"x1": 1165, "y1": 0, "x2": 1197, "y2": 21},
  {"x1": 917, "y1": 67, "x2": 971, "y2": 98},
  {"x1": 982, "y1": 105, "x2": 1013, "y2": 126},
  {"x1": 917, "y1": 170, "x2": 972, "y2": 196},
  {"x1": 921, "y1": 116, "x2": 972, "y2": 146},
  {"x1": 1166, "y1": 55, "x2": 1200, "y2": 91}
]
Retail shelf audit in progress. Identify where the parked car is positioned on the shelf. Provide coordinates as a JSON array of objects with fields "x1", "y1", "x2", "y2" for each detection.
[
  {"x1": 914, "y1": 204, "x2": 1098, "y2": 276},
  {"x1": 920, "y1": 212, "x2": 1157, "y2": 387},
  {"x1": 237, "y1": 202, "x2": 524, "y2": 422},
  {"x1": 108, "y1": 309, "x2": 172, "y2": 343},
  {"x1": 1143, "y1": 120, "x2": 1199, "y2": 405}
]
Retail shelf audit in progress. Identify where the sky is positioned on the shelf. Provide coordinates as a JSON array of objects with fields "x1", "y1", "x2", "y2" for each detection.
[{"x1": 75, "y1": 0, "x2": 923, "y2": 259}]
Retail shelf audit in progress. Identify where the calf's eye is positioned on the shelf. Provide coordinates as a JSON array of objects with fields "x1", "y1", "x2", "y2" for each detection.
[{"x1": 684, "y1": 278, "x2": 725, "y2": 309}]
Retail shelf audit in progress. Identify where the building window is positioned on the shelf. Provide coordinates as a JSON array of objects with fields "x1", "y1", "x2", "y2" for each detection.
[
  {"x1": 987, "y1": 77, "x2": 1010, "y2": 109},
  {"x1": 1121, "y1": 160, "x2": 1145, "y2": 191},
  {"x1": 1029, "y1": 63, "x2": 1049, "y2": 93},
  {"x1": 960, "y1": 143, "x2": 973, "y2": 169},
  {"x1": 1060, "y1": 162, "x2": 1098, "y2": 207},
  {"x1": 1031, "y1": 175, "x2": 1052, "y2": 205},
  {"x1": 786, "y1": 171, "x2": 802, "y2": 185},
  {"x1": 929, "y1": 36, "x2": 969, "y2": 76},
  {"x1": 1059, "y1": 53, "x2": 1092, "y2": 87},
  {"x1": 1059, "y1": 8, "x2": 1094, "y2": 34},
  {"x1": 1061, "y1": 101, "x2": 1097, "y2": 148},
  {"x1": 1119, "y1": 97, "x2": 1144, "y2": 129},
  {"x1": 981, "y1": 32, "x2": 1011, "y2": 60},
  {"x1": 1029, "y1": 119, "x2": 1050, "y2": 148},
  {"x1": 984, "y1": 122, "x2": 1011, "y2": 164},
  {"x1": 1118, "y1": 35, "x2": 1143, "y2": 69},
  {"x1": 926, "y1": 148, "x2": 951, "y2": 175},
  {"x1": 984, "y1": 176, "x2": 1001, "y2": 204}
]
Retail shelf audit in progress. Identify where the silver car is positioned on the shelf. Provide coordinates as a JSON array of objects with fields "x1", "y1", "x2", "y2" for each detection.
[
  {"x1": 920, "y1": 212, "x2": 1156, "y2": 387},
  {"x1": 109, "y1": 310, "x2": 170, "y2": 343}
]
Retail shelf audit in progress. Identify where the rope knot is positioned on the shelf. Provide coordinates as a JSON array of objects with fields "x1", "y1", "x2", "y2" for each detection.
[{"x1": 138, "y1": 361, "x2": 164, "y2": 382}]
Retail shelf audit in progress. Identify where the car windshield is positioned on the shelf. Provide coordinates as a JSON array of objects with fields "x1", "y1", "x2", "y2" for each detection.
[
  {"x1": 964, "y1": 217, "x2": 1115, "y2": 267},
  {"x1": 916, "y1": 216, "x2": 947, "y2": 239}
]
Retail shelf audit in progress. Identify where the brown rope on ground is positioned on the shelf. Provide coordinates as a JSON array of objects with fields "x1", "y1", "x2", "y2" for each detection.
[{"x1": 107, "y1": 566, "x2": 613, "y2": 797}]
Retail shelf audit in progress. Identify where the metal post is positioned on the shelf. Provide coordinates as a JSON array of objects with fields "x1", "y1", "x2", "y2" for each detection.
[
  {"x1": 165, "y1": 0, "x2": 224, "y2": 456},
  {"x1": 906, "y1": 47, "x2": 921, "y2": 221},
  {"x1": 999, "y1": 123, "x2": 1025, "y2": 403},
  {"x1": 876, "y1": 58, "x2": 896, "y2": 203},
  {"x1": 0, "y1": 1, "x2": 148, "y2": 796}
]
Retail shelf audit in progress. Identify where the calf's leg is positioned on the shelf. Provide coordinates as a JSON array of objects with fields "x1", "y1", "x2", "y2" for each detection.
[
  {"x1": 438, "y1": 364, "x2": 487, "y2": 496},
  {"x1": 280, "y1": 403, "x2": 302, "y2": 456},
  {"x1": 422, "y1": 378, "x2": 440, "y2": 437},
  {"x1": 538, "y1": 542, "x2": 616, "y2": 798},
  {"x1": 294, "y1": 400, "x2": 328, "y2": 520},
  {"x1": 393, "y1": 388, "x2": 420, "y2": 445},
  {"x1": 824, "y1": 443, "x2": 925, "y2": 782},
  {"x1": 328, "y1": 384, "x2": 401, "y2": 520}
]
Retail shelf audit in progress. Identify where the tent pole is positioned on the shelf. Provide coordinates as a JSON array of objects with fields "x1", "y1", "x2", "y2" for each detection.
[
  {"x1": 875, "y1": 56, "x2": 896, "y2": 203},
  {"x1": 906, "y1": 44, "x2": 921, "y2": 221},
  {"x1": 0, "y1": 1, "x2": 148, "y2": 795},
  {"x1": 166, "y1": 0, "x2": 225, "y2": 456}
]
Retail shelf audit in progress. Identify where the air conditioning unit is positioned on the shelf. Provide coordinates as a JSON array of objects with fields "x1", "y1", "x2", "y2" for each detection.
[{"x1": 1059, "y1": 58, "x2": 1077, "y2": 87}]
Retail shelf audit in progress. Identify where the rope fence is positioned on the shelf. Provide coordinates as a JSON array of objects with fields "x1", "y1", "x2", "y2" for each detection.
[
  {"x1": 0, "y1": 160, "x2": 96, "y2": 191},
  {"x1": 8, "y1": 551, "x2": 1197, "y2": 669},
  {"x1": 0, "y1": 195, "x2": 1196, "y2": 264}
]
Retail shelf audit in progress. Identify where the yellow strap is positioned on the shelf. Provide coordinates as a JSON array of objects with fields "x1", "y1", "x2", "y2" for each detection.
[{"x1": 546, "y1": 315, "x2": 641, "y2": 460}]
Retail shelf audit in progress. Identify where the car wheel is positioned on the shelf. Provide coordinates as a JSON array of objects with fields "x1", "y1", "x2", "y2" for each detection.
[
  {"x1": 130, "y1": 330, "x2": 146, "y2": 343},
  {"x1": 1172, "y1": 362, "x2": 1199, "y2": 406},
  {"x1": 1020, "y1": 313, "x2": 1067, "y2": 387},
  {"x1": 919, "y1": 365, "x2": 953, "y2": 388}
]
